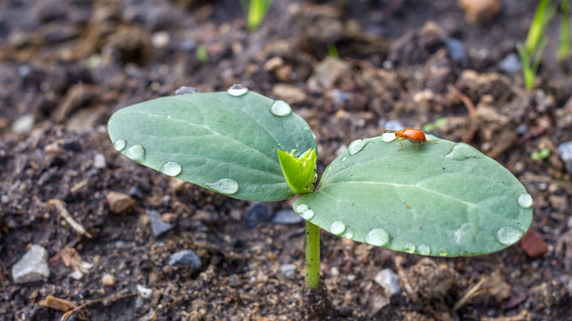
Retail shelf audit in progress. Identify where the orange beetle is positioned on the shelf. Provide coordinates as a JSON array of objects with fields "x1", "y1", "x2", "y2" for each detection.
[{"x1": 383, "y1": 128, "x2": 437, "y2": 151}]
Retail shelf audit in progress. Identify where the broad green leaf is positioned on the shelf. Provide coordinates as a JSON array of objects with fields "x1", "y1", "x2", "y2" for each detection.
[
  {"x1": 108, "y1": 90, "x2": 317, "y2": 201},
  {"x1": 294, "y1": 134, "x2": 533, "y2": 257},
  {"x1": 277, "y1": 148, "x2": 317, "y2": 194}
]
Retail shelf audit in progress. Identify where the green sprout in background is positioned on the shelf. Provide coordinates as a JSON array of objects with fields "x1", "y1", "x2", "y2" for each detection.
[
  {"x1": 558, "y1": 0, "x2": 571, "y2": 61},
  {"x1": 327, "y1": 43, "x2": 340, "y2": 59},
  {"x1": 240, "y1": 0, "x2": 274, "y2": 32},
  {"x1": 108, "y1": 88, "x2": 533, "y2": 290},
  {"x1": 196, "y1": 45, "x2": 209, "y2": 63},
  {"x1": 531, "y1": 148, "x2": 551, "y2": 161},
  {"x1": 422, "y1": 117, "x2": 448, "y2": 133}
]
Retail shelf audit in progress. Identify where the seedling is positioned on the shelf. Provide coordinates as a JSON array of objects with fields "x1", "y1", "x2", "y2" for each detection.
[
  {"x1": 108, "y1": 87, "x2": 533, "y2": 289},
  {"x1": 240, "y1": 0, "x2": 274, "y2": 32},
  {"x1": 422, "y1": 117, "x2": 448, "y2": 132},
  {"x1": 531, "y1": 148, "x2": 551, "y2": 161},
  {"x1": 196, "y1": 45, "x2": 208, "y2": 64}
]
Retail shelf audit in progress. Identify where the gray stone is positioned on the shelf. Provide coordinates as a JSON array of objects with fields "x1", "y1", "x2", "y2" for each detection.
[
  {"x1": 384, "y1": 120, "x2": 405, "y2": 131},
  {"x1": 374, "y1": 268, "x2": 401, "y2": 297},
  {"x1": 148, "y1": 210, "x2": 174, "y2": 237},
  {"x1": 93, "y1": 153, "x2": 106, "y2": 169},
  {"x1": 168, "y1": 250, "x2": 202, "y2": 270},
  {"x1": 499, "y1": 53, "x2": 521, "y2": 74},
  {"x1": 444, "y1": 38, "x2": 466, "y2": 61},
  {"x1": 243, "y1": 202, "x2": 272, "y2": 228},
  {"x1": 12, "y1": 245, "x2": 50, "y2": 284},
  {"x1": 558, "y1": 141, "x2": 572, "y2": 175},
  {"x1": 281, "y1": 264, "x2": 296, "y2": 277},
  {"x1": 12, "y1": 114, "x2": 35, "y2": 134},
  {"x1": 271, "y1": 210, "x2": 304, "y2": 225}
]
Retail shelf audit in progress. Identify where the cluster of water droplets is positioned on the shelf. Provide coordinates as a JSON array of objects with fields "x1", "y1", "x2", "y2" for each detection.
[
  {"x1": 227, "y1": 84, "x2": 249, "y2": 97},
  {"x1": 295, "y1": 204, "x2": 315, "y2": 220},
  {"x1": 206, "y1": 178, "x2": 239, "y2": 195}
]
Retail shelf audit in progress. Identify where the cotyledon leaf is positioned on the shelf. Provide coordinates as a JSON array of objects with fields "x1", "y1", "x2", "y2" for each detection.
[
  {"x1": 294, "y1": 134, "x2": 533, "y2": 257},
  {"x1": 108, "y1": 89, "x2": 317, "y2": 201}
]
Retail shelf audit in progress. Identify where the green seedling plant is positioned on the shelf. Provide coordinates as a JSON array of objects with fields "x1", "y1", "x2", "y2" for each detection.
[
  {"x1": 108, "y1": 87, "x2": 533, "y2": 290},
  {"x1": 531, "y1": 148, "x2": 551, "y2": 161},
  {"x1": 240, "y1": 0, "x2": 274, "y2": 32},
  {"x1": 421, "y1": 117, "x2": 448, "y2": 133}
]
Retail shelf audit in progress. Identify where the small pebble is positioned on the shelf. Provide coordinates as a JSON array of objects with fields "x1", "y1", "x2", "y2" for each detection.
[
  {"x1": 101, "y1": 273, "x2": 115, "y2": 286},
  {"x1": 374, "y1": 268, "x2": 402, "y2": 297},
  {"x1": 444, "y1": 38, "x2": 466, "y2": 61},
  {"x1": 106, "y1": 192, "x2": 135, "y2": 213},
  {"x1": 147, "y1": 210, "x2": 174, "y2": 237},
  {"x1": 331, "y1": 267, "x2": 339, "y2": 276},
  {"x1": 12, "y1": 114, "x2": 35, "y2": 134},
  {"x1": 271, "y1": 210, "x2": 304, "y2": 225},
  {"x1": 168, "y1": 250, "x2": 202, "y2": 271},
  {"x1": 498, "y1": 53, "x2": 521, "y2": 74},
  {"x1": 93, "y1": 153, "x2": 106, "y2": 169},
  {"x1": 280, "y1": 264, "x2": 296, "y2": 277},
  {"x1": 520, "y1": 229, "x2": 547, "y2": 258},
  {"x1": 11, "y1": 244, "x2": 50, "y2": 284},
  {"x1": 137, "y1": 284, "x2": 153, "y2": 299},
  {"x1": 69, "y1": 270, "x2": 83, "y2": 280},
  {"x1": 347, "y1": 274, "x2": 356, "y2": 281},
  {"x1": 558, "y1": 141, "x2": 572, "y2": 174},
  {"x1": 151, "y1": 31, "x2": 170, "y2": 49},
  {"x1": 243, "y1": 202, "x2": 272, "y2": 228}
]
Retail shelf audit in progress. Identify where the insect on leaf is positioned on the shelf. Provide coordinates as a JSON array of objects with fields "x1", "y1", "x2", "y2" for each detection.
[
  {"x1": 294, "y1": 134, "x2": 533, "y2": 257},
  {"x1": 108, "y1": 89, "x2": 317, "y2": 201}
]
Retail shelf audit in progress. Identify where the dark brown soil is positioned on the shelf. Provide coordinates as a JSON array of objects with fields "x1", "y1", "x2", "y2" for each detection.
[{"x1": 1, "y1": 0, "x2": 572, "y2": 320}]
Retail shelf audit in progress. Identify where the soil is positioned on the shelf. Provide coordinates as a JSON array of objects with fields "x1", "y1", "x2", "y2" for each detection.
[{"x1": 1, "y1": 0, "x2": 572, "y2": 320}]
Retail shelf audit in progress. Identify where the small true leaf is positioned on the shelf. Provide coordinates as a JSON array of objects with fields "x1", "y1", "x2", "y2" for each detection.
[
  {"x1": 108, "y1": 91, "x2": 317, "y2": 201},
  {"x1": 277, "y1": 148, "x2": 317, "y2": 194},
  {"x1": 294, "y1": 135, "x2": 532, "y2": 257}
]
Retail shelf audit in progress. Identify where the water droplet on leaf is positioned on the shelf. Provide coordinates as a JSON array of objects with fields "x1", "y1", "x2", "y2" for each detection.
[
  {"x1": 174, "y1": 86, "x2": 198, "y2": 95},
  {"x1": 454, "y1": 222, "x2": 480, "y2": 246},
  {"x1": 341, "y1": 157, "x2": 347, "y2": 162},
  {"x1": 517, "y1": 193, "x2": 533, "y2": 208},
  {"x1": 495, "y1": 226, "x2": 523, "y2": 245},
  {"x1": 301, "y1": 209, "x2": 315, "y2": 220},
  {"x1": 344, "y1": 232, "x2": 354, "y2": 239},
  {"x1": 114, "y1": 139, "x2": 126, "y2": 151},
  {"x1": 365, "y1": 228, "x2": 390, "y2": 247},
  {"x1": 206, "y1": 178, "x2": 239, "y2": 195},
  {"x1": 381, "y1": 132, "x2": 396, "y2": 142},
  {"x1": 417, "y1": 244, "x2": 430, "y2": 255},
  {"x1": 161, "y1": 161, "x2": 182, "y2": 177},
  {"x1": 348, "y1": 139, "x2": 368, "y2": 155},
  {"x1": 403, "y1": 243, "x2": 416, "y2": 253},
  {"x1": 438, "y1": 249, "x2": 448, "y2": 256},
  {"x1": 329, "y1": 221, "x2": 346, "y2": 235},
  {"x1": 445, "y1": 143, "x2": 480, "y2": 161},
  {"x1": 270, "y1": 100, "x2": 292, "y2": 117},
  {"x1": 227, "y1": 84, "x2": 248, "y2": 97},
  {"x1": 127, "y1": 144, "x2": 145, "y2": 162},
  {"x1": 295, "y1": 204, "x2": 308, "y2": 214}
]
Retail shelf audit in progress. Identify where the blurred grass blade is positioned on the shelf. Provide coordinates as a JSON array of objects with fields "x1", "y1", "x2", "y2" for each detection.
[
  {"x1": 558, "y1": 0, "x2": 571, "y2": 61},
  {"x1": 241, "y1": 0, "x2": 274, "y2": 31},
  {"x1": 525, "y1": 0, "x2": 556, "y2": 54}
]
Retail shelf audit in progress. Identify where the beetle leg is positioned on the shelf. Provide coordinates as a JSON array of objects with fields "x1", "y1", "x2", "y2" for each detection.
[
  {"x1": 397, "y1": 138, "x2": 404, "y2": 151},
  {"x1": 408, "y1": 139, "x2": 420, "y2": 152},
  {"x1": 427, "y1": 140, "x2": 438, "y2": 144}
]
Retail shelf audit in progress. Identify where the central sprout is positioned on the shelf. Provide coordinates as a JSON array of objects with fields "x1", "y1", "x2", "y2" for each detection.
[{"x1": 277, "y1": 148, "x2": 317, "y2": 195}]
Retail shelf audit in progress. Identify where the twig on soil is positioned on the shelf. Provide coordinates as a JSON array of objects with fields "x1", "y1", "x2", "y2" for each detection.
[
  {"x1": 393, "y1": 255, "x2": 419, "y2": 303},
  {"x1": 452, "y1": 277, "x2": 486, "y2": 311},
  {"x1": 47, "y1": 199, "x2": 92, "y2": 238},
  {"x1": 447, "y1": 84, "x2": 475, "y2": 118},
  {"x1": 60, "y1": 293, "x2": 137, "y2": 321},
  {"x1": 39, "y1": 295, "x2": 76, "y2": 312}
]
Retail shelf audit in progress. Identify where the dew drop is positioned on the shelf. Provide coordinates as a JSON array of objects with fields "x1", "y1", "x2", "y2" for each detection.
[
  {"x1": 348, "y1": 139, "x2": 368, "y2": 155},
  {"x1": 341, "y1": 157, "x2": 347, "y2": 162},
  {"x1": 270, "y1": 100, "x2": 292, "y2": 117},
  {"x1": 206, "y1": 178, "x2": 239, "y2": 195},
  {"x1": 301, "y1": 209, "x2": 315, "y2": 220},
  {"x1": 227, "y1": 84, "x2": 248, "y2": 97},
  {"x1": 438, "y1": 249, "x2": 448, "y2": 256},
  {"x1": 114, "y1": 139, "x2": 127, "y2": 151},
  {"x1": 381, "y1": 132, "x2": 396, "y2": 142},
  {"x1": 517, "y1": 193, "x2": 533, "y2": 208},
  {"x1": 312, "y1": 133, "x2": 317, "y2": 140},
  {"x1": 445, "y1": 143, "x2": 481, "y2": 161},
  {"x1": 174, "y1": 86, "x2": 198, "y2": 95},
  {"x1": 329, "y1": 221, "x2": 346, "y2": 235},
  {"x1": 417, "y1": 244, "x2": 430, "y2": 255},
  {"x1": 295, "y1": 204, "x2": 309, "y2": 214},
  {"x1": 495, "y1": 226, "x2": 523, "y2": 245},
  {"x1": 127, "y1": 144, "x2": 145, "y2": 162},
  {"x1": 343, "y1": 232, "x2": 354, "y2": 239},
  {"x1": 160, "y1": 161, "x2": 182, "y2": 177},
  {"x1": 403, "y1": 243, "x2": 416, "y2": 253},
  {"x1": 365, "y1": 228, "x2": 390, "y2": 247}
]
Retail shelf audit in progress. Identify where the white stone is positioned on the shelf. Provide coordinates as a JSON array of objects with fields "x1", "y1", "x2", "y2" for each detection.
[
  {"x1": 374, "y1": 268, "x2": 401, "y2": 297},
  {"x1": 280, "y1": 264, "x2": 296, "y2": 277},
  {"x1": 11, "y1": 245, "x2": 50, "y2": 284},
  {"x1": 12, "y1": 114, "x2": 35, "y2": 134},
  {"x1": 94, "y1": 153, "x2": 106, "y2": 168}
]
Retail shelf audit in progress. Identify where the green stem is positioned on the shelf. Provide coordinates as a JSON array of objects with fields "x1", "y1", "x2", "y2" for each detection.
[{"x1": 305, "y1": 220, "x2": 320, "y2": 289}]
